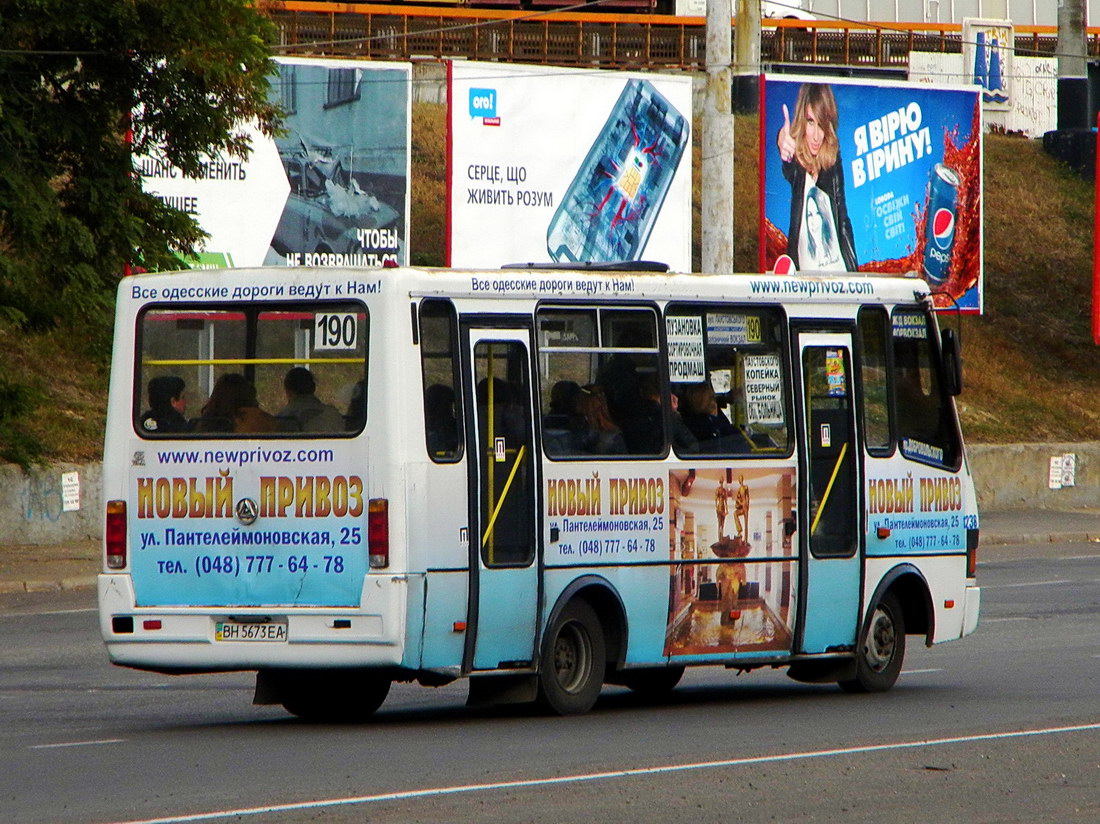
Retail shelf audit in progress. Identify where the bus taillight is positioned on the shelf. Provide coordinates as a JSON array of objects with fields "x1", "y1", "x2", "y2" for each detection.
[
  {"x1": 106, "y1": 500, "x2": 127, "y2": 569},
  {"x1": 368, "y1": 498, "x2": 389, "y2": 569}
]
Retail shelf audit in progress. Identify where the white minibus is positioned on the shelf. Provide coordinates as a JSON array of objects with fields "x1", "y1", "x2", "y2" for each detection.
[{"x1": 99, "y1": 264, "x2": 980, "y2": 718}]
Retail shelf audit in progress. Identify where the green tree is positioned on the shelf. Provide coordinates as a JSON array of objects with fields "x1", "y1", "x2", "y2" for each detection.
[
  {"x1": 0, "y1": 0, "x2": 281, "y2": 464},
  {"x1": 0, "y1": 0, "x2": 281, "y2": 327}
]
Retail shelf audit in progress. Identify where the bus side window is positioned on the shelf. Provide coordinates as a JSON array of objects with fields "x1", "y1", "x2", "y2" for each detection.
[
  {"x1": 890, "y1": 308, "x2": 961, "y2": 470},
  {"x1": 419, "y1": 299, "x2": 462, "y2": 462},
  {"x1": 857, "y1": 306, "x2": 892, "y2": 454},
  {"x1": 536, "y1": 306, "x2": 664, "y2": 458},
  {"x1": 665, "y1": 305, "x2": 791, "y2": 457}
]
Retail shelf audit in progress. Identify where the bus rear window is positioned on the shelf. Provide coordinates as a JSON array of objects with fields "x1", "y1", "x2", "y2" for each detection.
[{"x1": 135, "y1": 302, "x2": 368, "y2": 438}]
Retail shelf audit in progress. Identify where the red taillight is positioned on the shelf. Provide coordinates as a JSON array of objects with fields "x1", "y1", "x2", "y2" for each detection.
[
  {"x1": 105, "y1": 500, "x2": 127, "y2": 570},
  {"x1": 368, "y1": 498, "x2": 389, "y2": 569}
]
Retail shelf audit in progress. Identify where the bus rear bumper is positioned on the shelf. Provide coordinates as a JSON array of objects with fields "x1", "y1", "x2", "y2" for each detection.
[
  {"x1": 97, "y1": 573, "x2": 405, "y2": 673},
  {"x1": 962, "y1": 584, "x2": 981, "y2": 637}
]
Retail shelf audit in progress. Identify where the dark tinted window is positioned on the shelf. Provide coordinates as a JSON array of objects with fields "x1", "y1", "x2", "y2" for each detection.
[
  {"x1": 419, "y1": 300, "x2": 462, "y2": 462},
  {"x1": 891, "y1": 308, "x2": 961, "y2": 469},
  {"x1": 665, "y1": 306, "x2": 790, "y2": 457}
]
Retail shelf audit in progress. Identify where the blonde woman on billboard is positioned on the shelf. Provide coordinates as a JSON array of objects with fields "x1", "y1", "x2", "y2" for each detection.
[{"x1": 776, "y1": 83, "x2": 858, "y2": 272}]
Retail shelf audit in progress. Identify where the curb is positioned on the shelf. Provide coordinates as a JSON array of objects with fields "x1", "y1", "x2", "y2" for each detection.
[
  {"x1": 981, "y1": 532, "x2": 1100, "y2": 547},
  {"x1": 0, "y1": 575, "x2": 97, "y2": 594}
]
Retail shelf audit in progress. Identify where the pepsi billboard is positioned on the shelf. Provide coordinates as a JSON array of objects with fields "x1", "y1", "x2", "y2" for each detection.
[{"x1": 761, "y1": 76, "x2": 983, "y2": 312}]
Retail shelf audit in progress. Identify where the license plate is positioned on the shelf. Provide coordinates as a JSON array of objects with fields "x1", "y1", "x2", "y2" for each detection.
[{"x1": 215, "y1": 621, "x2": 288, "y2": 642}]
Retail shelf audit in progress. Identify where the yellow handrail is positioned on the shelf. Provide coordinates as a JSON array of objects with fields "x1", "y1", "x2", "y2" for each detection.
[
  {"x1": 810, "y1": 441, "x2": 848, "y2": 537},
  {"x1": 482, "y1": 444, "x2": 527, "y2": 549},
  {"x1": 143, "y1": 357, "x2": 364, "y2": 366}
]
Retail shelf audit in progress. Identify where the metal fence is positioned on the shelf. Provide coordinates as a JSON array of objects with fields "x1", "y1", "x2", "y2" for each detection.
[{"x1": 271, "y1": 3, "x2": 1089, "y2": 70}]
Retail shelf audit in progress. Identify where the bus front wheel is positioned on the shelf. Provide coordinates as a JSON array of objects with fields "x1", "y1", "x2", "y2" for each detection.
[
  {"x1": 839, "y1": 591, "x2": 906, "y2": 694},
  {"x1": 537, "y1": 599, "x2": 605, "y2": 715}
]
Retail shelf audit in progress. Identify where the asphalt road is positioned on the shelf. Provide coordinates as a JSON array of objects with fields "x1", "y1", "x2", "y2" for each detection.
[{"x1": 3, "y1": 542, "x2": 1099, "y2": 824}]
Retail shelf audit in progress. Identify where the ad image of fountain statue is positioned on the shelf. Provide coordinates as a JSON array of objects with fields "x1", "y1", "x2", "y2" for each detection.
[{"x1": 712, "y1": 474, "x2": 751, "y2": 558}]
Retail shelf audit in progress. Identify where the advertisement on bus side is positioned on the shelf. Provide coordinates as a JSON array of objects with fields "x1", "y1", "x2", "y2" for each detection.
[{"x1": 543, "y1": 465, "x2": 798, "y2": 658}]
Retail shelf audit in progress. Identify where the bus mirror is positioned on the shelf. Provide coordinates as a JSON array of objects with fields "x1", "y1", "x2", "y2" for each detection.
[{"x1": 941, "y1": 328, "x2": 963, "y2": 396}]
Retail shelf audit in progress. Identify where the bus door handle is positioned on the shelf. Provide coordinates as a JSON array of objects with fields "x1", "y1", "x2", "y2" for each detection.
[{"x1": 481, "y1": 445, "x2": 527, "y2": 548}]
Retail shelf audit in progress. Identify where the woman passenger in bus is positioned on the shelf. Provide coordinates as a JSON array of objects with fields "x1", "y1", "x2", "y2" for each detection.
[
  {"x1": 574, "y1": 384, "x2": 627, "y2": 456},
  {"x1": 140, "y1": 375, "x2": 191, "y2": 434},
  {"x1": 196, "y1": 373, "x2": 278, "y2": 434}
]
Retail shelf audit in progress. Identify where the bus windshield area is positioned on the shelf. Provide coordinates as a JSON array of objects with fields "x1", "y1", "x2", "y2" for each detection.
[{"x1": 134, "y1": 302, "x2": 368, "y2": 438}]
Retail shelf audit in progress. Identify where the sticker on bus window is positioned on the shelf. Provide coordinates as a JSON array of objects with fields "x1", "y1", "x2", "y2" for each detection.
[
  {"x1": 743, "y1": 353, "x2": 784, "y2": 425},
  {"x1": 892, "y1": 312, "x2": 927, "y2": 340},
  {"x1": 314, "y1": 313, "x2": 358, "y2": 351},
  {"x1": 707, "y1": 313, "x2": 762, "y2": 345},
  {"x1": 666, "y1": 315, "x2": 705, "y2": 382},
  {"x1": 825, "y1": 349, "x2": 846, "y2": 397}
]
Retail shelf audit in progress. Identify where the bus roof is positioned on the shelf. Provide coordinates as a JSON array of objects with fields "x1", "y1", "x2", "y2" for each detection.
[{"x1": 120, "y1": 266, "x2": 931, "y2": 307}]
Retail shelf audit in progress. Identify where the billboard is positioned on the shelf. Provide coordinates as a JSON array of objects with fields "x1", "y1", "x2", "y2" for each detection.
[
  {"x1": 448, "y1": 62, "x2": 692, "y2": 271},
  {"x1": 761, "y1": 76, "x2": 983, "y2": 312},
  {"x1": 137, "y1": 57, "x2": 411, "y2": 269}
]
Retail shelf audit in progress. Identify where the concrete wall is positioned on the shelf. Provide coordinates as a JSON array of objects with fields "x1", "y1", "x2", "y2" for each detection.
[
  {"x1": 967, "y1": 442, "x2": 1100, "y2": 511},
  {"x1": 1, "y1": 444, "x2": 1096, "y2": 546},
  {"x1": 1, "y1": 462, "x2": 102, "y2": 547}
]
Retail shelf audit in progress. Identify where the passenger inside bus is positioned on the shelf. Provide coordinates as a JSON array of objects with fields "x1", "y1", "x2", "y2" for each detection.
[
  {"x1": 542, "y1": 380, "x2": 584, "y2": 456},
  {"x1": 276, "y1": 367, "x2": 345, "y2": 432},
  {"x1": 140, "y1": 375, "x2": 191, "y2": 434},
  {"x1": 476, "y1": 377, "x2": 527, "y2": 444},
  {"x1": 195, "y1": 373, "x2": 278, "y2": 434},
  {"x1": 680, "y1": 382, "x2": 750, "y2": 454},
  {"x1": 642, "y1": 376, "x2": 696, "y2": 455},
  {"x1": 574, "y1": 384, "x2": 627, "y2": 455},
  {"x1": 345, "y1": 380, "x2": 365, "y2": 431}
]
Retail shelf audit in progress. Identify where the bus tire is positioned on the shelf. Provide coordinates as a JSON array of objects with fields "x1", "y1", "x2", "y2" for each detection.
[
  {"x1": 839, "y1": 591, "x2": 906, "y2": 694},
  {"x1": 537, "y1": 599, "x2": 605, "y2": 715},
  {"x1": 279, "y1": 669, "x2": 391, "y2": 722},
  {"x1": 618, "y1": 665, "x2": 685, "y2": 697}
]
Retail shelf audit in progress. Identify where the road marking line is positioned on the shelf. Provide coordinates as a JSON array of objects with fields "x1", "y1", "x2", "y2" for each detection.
[
  {"x1": 901, "y1": 668, "x2": 942, "y2": 675},
  {"x1": 0, "y1": 607, "x2": 97, "y2": 619},
  {"x1": 981, "y1": 617, "x2": 1033, "y2": 623},
  {"x1": 981, "y1": 579, "x2": 1071, "y2": 589},
  {"x1": 31, "y1": 739, "x2": 125, "y2": 750},
  {"x1": 104, "y1": 722, "x2": 1100, "y2": 824}
]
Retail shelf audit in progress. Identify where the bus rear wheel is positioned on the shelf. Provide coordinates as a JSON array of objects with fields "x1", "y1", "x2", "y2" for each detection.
[
  {"x1": 839, "y1": 592, "x2": 905, "y2": 694},
  {"x1": 277, "y1": 669, "x2": 391, "y2": 721},
  {"x1": 536, "y1": 600, "x2": 605, "y2": 715}
]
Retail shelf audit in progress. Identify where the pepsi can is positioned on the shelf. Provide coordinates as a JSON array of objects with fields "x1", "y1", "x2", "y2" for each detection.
[{"x1": 922, "y1": 163, "x2": 961, "y2": 287}]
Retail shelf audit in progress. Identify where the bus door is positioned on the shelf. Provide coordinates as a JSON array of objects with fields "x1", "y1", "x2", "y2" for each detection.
[
  {"x1": 462, "y1": 325, "x2": 540, "y2": 672},
  {"x1": 794, "y1": 329, "x2": 862, "y2": 655}
]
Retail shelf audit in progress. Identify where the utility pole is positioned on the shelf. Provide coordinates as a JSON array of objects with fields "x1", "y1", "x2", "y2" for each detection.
[
  {"x1": 1057, "y1": 0, "x2": 1088, "y2": 129},
  {"x1": 733, "y1": 0, "x2": 761, "y2": 114},
  {"x1": 702, "y1": 0, "x2": 734, "y2": 275}
]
